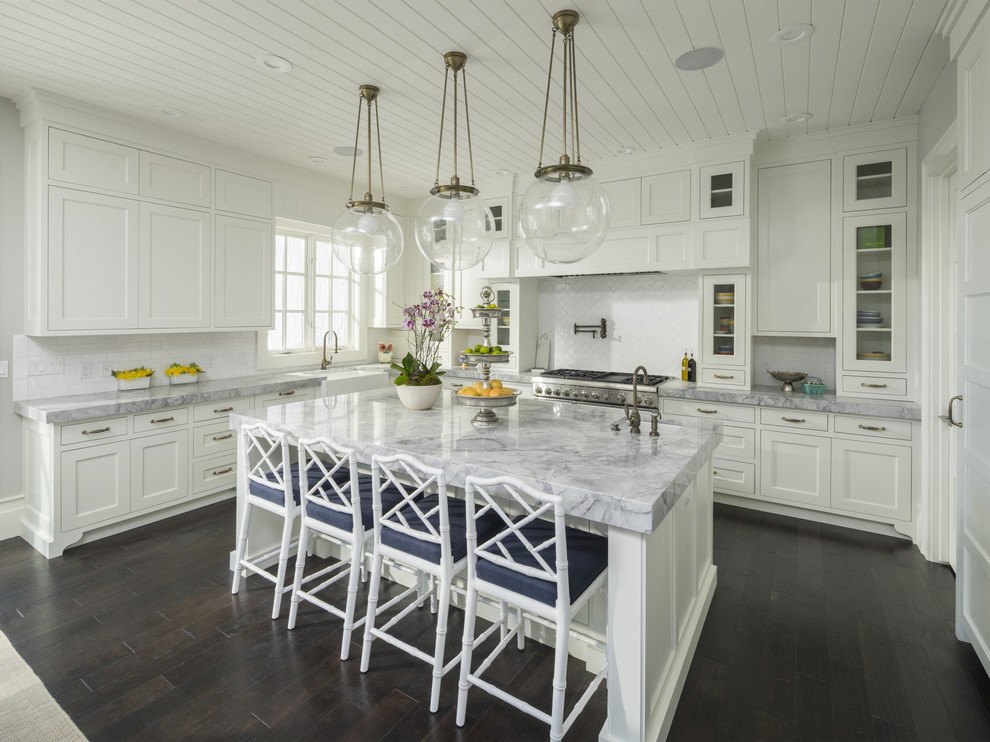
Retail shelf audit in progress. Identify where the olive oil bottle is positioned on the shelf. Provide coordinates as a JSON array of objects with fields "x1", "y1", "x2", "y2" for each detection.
[{"x1": 681, "y1": 351, "x2": 689, "y2": 381}]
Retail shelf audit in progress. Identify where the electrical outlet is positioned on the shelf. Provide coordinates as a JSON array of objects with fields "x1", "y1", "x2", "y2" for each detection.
[
  {"x1": 28, "y1": 359, "x2": 65, "y2": 376},
  {"x1": 207, "y1": 356, "x2": 217, "y2": 369},
  {"x1": 238, "y1": 353, "x2": 248, "y2": 366},
  {"x1": 79, "y1": 363, "x2": 92, "y2": 379},
  {"x1": 100, "y1": 362, "x2": 112, "y2": 377}
]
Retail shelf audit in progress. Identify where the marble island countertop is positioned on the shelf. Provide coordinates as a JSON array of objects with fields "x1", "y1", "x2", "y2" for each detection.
[{"x1": 230, "y1": 387, "x2": 723, "y2": 535}]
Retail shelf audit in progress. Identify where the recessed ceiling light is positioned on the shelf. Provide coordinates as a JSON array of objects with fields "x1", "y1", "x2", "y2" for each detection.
[
  {"x1": 771, "y1": 24, "x2": 814, "y2": 45},
  {"x1": 614, "y1": 146, "x2": 635, "y2": 155},
  {"x1": 154, "y1": 106, "x2": 185, "y2": 118},
  {"x1": 306, "y1": 156, "x2": 328, "y2": 164},
  {"x1": 783, "y1": 112, "x2": 812, "y2": 124},
  {"x1": 674, "y1": 47, "x2": 723, "y2": 71},
  {"x1": 493, "y1": 169, "x2": 510, "y2": 176},
  {"x1": 333, "y1": 145, "x2": 361, "y2": 157},
  {"x1": 255, "y1": 54, "x2": 293, "y2": 72}
]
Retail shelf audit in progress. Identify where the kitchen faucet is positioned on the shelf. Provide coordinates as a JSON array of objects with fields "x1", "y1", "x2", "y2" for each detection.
[
  {"x1": 623, "y1": 365, "x2": 661, "y2": 437},
  {"x1": 320, "y1": 330, "x2": 339, "y2": 370}
]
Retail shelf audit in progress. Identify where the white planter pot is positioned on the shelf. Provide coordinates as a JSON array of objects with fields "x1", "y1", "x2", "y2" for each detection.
[
  {"x1": 168, "y1": 374, "x2": 199, "y2": 385},
  {"x1": 395, "y1": 383, "x2": 442, "y2": 410},
  {"x1": 117, "y1": 377, "x2": 151, "y2": 391}
]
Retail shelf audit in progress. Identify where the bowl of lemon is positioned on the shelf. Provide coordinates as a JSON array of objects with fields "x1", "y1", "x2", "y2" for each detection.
[{"x1": 455, "y1": 378, "x2": 519, "y2": 407}]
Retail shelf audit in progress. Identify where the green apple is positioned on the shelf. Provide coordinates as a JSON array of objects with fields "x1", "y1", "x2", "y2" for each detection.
[
  {"x1": 473, "y1": 344, "x2": 484, "y2": 352},
  {"x1": 477, "y1": 346, "x2": 490, "y2": 354},
  {"x1": 492, "y1": 345, "x2": 503, "y2": 354}
]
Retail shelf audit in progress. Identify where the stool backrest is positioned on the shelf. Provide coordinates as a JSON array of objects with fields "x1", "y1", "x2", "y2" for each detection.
[
  {"x1": 297, "y1": 436, "x2": 362, "y2": 532},
  {"x1": 371, "y1": 453, "x2": 450, "y2": 563},
  {"x1": 464, "y1": 475, "x2": 569, "y2": 607},
  {"x1": 242, "y1": 422, "x2": 294, "y2": 509}
]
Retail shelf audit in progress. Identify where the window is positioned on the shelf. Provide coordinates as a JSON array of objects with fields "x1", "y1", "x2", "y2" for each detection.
[{"x1": 257, "y1": 222, "x2": 364, "y2": 369}]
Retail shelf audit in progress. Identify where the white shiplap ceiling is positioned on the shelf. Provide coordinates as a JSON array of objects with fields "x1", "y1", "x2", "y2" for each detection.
[{"x1": 0, "y1": 0, "x2": 952, "y2": 197}]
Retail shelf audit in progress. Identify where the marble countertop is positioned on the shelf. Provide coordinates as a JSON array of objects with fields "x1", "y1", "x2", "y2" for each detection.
[
  {"x1": 14, "y1": 372, "x2": 324, "y2": 424},
  {"x1": 230, "y1": 387, "x2": 723, "y2": 535}
]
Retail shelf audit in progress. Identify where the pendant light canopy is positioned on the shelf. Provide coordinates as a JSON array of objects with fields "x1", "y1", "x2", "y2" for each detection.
[
  {"x1": 331, "y1": 85, "x2": 403, "y2": 275},
  {"x1": 518, "y1": 10, "x2": 609, "y2": 265},
  {"x1": 415, "y1": 52, "x2": 495, "y2": 271}
]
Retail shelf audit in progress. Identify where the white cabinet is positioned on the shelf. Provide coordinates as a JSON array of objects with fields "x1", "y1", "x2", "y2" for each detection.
[
  {"x1": 215, "y1": 169, "x2": 273, "y2": 218},
  {"x1": 958, "y1": 11, "x2": 990, "y2": 189},
  {"x1": 756, "y1": 160, "x2": 832, "y2": 334},
  {"x1": 842, "y1": 149, "x2": 907, "y2": 212},
  {"x1": 694, "y1": 218, "x2": 750, "y2": 269},
  {"x1": 48, "y1": 187, "x2": 140, "y2": 331},
  {"x1": 48, "y1": 128, "x2": 139, "y2": 194},
  {"x1": 131, "y1": 431, "x2": 189, "y2": 512},
  {"x1": 831, "y1": 438, "x2": 911, "y2": 521},
  {"x1": 760, "y1": 430, "x2": 831, "y2": 507},
  {"x1": 699, "y1": 161, "x2": 745, "y2": 219},
  {"x1": 641, "y1": 170, "x2": 691, "y2": 224},
  {"x1": 139, "y1": 151, "x2": 211, "y2": 207},
  {"x1": 60, "y1": 441, "x2": 131, "y2": 531},
  {"x1": 601, "y1": 178, "x2": 642, "y2": 228},
  {"x1": 841, "y1": 212, "x2": 907, "y2": 378},
  {"x1": 139, "y1": 202, "x2": 211, "y2": 328},
  {"x1": 700, "y1": 274, "x2": 748, "y2": 389},
  {"x1": 214, "y1": 215, "x2": 273, "y2": 328}
]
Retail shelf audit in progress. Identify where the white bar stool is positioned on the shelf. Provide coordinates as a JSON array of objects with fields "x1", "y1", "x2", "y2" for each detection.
[
  {"x1": 455, "y1": 474, "x2": 608, "y2": 742},
  {"x1": 287, "y1": 436, "x2": 403, "y2": 660},
  {"x1": 360, "y1": 452, "x2": 503, "y2": 712},
  {"x1": 230, "y1": 422, "x2": 301, "y2": 619}
]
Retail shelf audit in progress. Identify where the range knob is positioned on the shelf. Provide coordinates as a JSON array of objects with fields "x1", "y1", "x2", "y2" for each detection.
[
  {"x1": 591, "y1": 392, "x2": 600, "y2": 400},
  {"x1": 601, "y1": 392, "x2": 610, "y2": 401},
  {"x1": 553, "y1": 388, "x2": 561, "y2": 396},
  {"x1": 644, "y1": 395, "x2": 654, "y2": 406},
  {"x1": 580, "y1": 391, "x2": 589, "y2": 400},
  {"x1": 534, "y1": 386, "x2": 543, "y2": 395},
  {"x1": 563, "y1": 389, "x2": 571, "y2": 397}
]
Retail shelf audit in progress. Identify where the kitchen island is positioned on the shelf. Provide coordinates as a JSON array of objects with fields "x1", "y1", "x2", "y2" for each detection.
[{"x1": 230, "y1": 388, "x2": 722, "y2": 741}]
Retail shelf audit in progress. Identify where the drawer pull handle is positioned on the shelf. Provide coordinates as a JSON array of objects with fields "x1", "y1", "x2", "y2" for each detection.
[
  {"x1": 213, "y1": 406, "x2": 234, "y2": 413},
  {"x1": 782, "y1": 416, "x2": 806, "y2": 423},
  {"x1": 697, "y1": 408, "x2": 718, "y2": 414},
  {"x1": 858, "y1": 424, "x2": 886, "y2": 432},
  {"x1": 211, "y1": 467, "x2": 233, "y2": 476},
  {"x1": 212, "y1": 433, "x2": 234, "y2": 441},
  {"x1": 861, "y1": 383, "x2": 888, "y2": 389},
  {"x1": 151, "y1": 416, "x2": 174, "y2": 424},
  {"x1": 81, "y1": 426, "x2": 111, "y2": 435},
  {"x1": 713, "y1": 374, "x2": 735, "y2": 380},
  {"x1": 278, "y1": 390, "x2": 296, "y2": 397},
  {"x1": 452, "y1": 383, "x2": 463, "y2": 388}
]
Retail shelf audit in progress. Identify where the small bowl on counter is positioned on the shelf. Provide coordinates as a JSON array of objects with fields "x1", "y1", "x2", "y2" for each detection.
[{"x1": 767, "y1": 369, "x2": 808, "y2": 393}]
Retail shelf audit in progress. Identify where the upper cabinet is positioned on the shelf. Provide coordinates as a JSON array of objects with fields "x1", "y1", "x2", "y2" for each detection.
[
  {"x1": 842, "y1": 148, "x2": 906, "y2": 212},
  {"x1": 641, "y1": 170, "x2": 691, "y2": 224},
  {"x1": 699, "y1": 161, "x2": 745, "y2": 219},
  {"x1": 958, "y1": 9, "x2": 990, "y2": 190},
  {"x1": 27, "y1": 125, "x2": 274, "y2": 335},
  {"x1": 601, "y1": 178, "x2": 642, "y2": 228},
  {"x1": 756, "y1": 160, "x2": 832, "y2": 335}
]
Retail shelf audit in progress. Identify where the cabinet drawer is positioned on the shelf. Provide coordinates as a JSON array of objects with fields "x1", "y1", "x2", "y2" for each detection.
[
  {"x1": 255, "y1": 387, "x2": 315, "y2": 407},
  {"x1": 662, "y1": 398, "x2": 756, "y2": 423},
  {"x1": 133, "y1": 407, "x2": 189, "y2": 433},
  {"x1": 193, "y1": 421, "x2": 237, "y2": 458},
  {"x1": 712, "y1": 458, "x2": 756, "y2": 495},
  {"x1": 700, "y1": 368, "x2": 748, "y2": 387},
  {"x1": 759, "y1": 407, "x2": 829, "y2": 432},
  {"x1": 834, "y1": 415, "x2": 913, "y2": 441},
  {"x1": 716, "y1": 424, "x2": 756, "y2": 460},
  {"x1": 193, "y1": 397, "x2": 254, "y2": 423},
  {"x1": 839, "y1": 374, "x2": 908, "y2": 397},
  {"x1": 61, "y1": 417, "x2": 128, "y2": 446},
  {"x1": 193, "y1": 454, "x2": 237, "y2": 494}
]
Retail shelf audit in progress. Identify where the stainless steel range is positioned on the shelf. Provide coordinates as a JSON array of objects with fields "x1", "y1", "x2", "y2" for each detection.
[{"x1": 532, "y1": 368, "x2": 674, "y2": 410}]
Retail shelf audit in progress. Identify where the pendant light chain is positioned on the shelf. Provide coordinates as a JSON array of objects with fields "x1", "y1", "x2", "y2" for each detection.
[
  {"x1": 568, "y1": 28, "x2": 582, "y2": 164},
  {"x1": 347, "y1": 93, "x2": 363, "y2": 204},
  {"x1": 462, "y1": 67, "x2": 476, "y2": 186},
  {"x1": 434, "y1": 64, "x2": 450, "y2": 188},
  {"x1": 536, "y1": 25, "x2": 559, "y2": 171},
  {"x1": 561, "y1": 31, "x2": 569, "y2": 163},
  {"x1": 374, "y1": 96, "x2": 386, "y2": 204}
]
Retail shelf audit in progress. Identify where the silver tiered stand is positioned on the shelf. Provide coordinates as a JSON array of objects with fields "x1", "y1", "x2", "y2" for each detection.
[{"x1": 455, "y1": 287, "x2": 518, "y2": 427}]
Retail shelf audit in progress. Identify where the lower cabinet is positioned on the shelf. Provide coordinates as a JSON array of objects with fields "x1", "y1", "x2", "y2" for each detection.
[
  {"x1": 760, "y1": 430, "x2": 832, "y2": 508},
  {"x1": 830, "y1": 438, "x2": 912, "y2": 521},
  {"x1": 60, "y1": 440, "x2": 131, "y2": 531},
  {"x1": 131, "y1": 431, "x2": 189, "y2": 512}
]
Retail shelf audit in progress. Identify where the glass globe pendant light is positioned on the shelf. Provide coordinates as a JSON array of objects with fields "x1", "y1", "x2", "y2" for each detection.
[
  {"x1": 518, "y1": 10, "x2": 609, "y2": 264},
  {"x1": 415, "y1": 51, "x2": 495, "y2": 272},
  {"x1": 331, "y1": 85, "x2": 403, "y2": 275}
]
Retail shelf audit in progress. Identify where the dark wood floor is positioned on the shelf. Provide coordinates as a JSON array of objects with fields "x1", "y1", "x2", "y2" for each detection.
[{"x1": 1, "y1": 501, "x2": 988, "y2": 741}]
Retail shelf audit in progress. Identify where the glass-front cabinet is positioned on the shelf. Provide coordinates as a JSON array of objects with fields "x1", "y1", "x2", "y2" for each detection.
[
  {"x1": 842, "y1": 149, "x2": 907, "y2": 212},
  {"x1": 842, "y1": 213, "x2": 906, "y2": 374},
  {"x1": 700, "y1": 273, "x2": 749, "y2": 389}
]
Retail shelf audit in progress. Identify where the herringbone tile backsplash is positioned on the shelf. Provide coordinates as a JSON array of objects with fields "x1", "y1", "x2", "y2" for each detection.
[{"x1": 537, "y1": 275, "x2": 700, "y2": 377}]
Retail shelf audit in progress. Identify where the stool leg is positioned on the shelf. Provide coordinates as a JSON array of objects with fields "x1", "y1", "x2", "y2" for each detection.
[
  {"x1": 455, "y1": 582, "x2": 480, "y2": 727},
  {"x1": 549, "y1": 620, "x2": 571, "y2": 742},
  {"x1": 516, "y1": 607, "x2": 525, "y2": 650},
  {"x1": 231, "y1": 501, "x2": 253, "y2": 594},
  {"x1": 429, "y1": 574, "x2": 453, "y2": 713},
  {"x1": 271, "y1": 510, "x2": 294, "y2": 620},
  {"x1": 360, "y1": 548, "x2": 385, "y2": 673},
  {"x1": 287, "y1": 520, "x2": 311, "y2": 630},
  {"x1": 339, "y1": 532, "x2": 364, "y2": 661}
]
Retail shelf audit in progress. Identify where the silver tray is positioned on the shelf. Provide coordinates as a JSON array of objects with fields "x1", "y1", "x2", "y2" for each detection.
[
  {"x1": 454, "y1": 389, "x2": 521, "y2": 408},
  {"x1": 469, "y1": 307, "x2": 503, "y2": 318},
  {"x1": 463, "y1": 352, "x2": 511, "y2": 363}
]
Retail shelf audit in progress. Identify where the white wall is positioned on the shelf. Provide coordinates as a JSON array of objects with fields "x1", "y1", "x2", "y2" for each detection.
[
  {"x1": 0, "y1": 98, "x2": 24, "y2": 538},
  {"x1": 918, "y1": 59, "x2": 956, "y2": 162}
]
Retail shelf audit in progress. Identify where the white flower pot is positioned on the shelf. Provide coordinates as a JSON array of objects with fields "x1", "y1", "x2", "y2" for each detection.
[
  {"x1": 168, "y1": 374, "x2": 198, "y2": 385},
  {"x1": 395, "y1": 383, "x2": 442, "y2": 410},
  {"x1": 117, "y1": 377, "x2": 151, "y2": 391}
]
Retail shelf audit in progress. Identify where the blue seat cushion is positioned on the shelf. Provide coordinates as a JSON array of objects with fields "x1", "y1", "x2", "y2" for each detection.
[
  {"x1": 380, "y1": 495, "x2": 502, "y2": 565},
  {"x1": 248, "y1": 462, "x2": 352, "y2": 507},
  {"x1": 305, "y1": 477, "x2": 404, "y2": 533},
  {"x1": 476, "y1": 517, "x2": 608, "y2": 607}
]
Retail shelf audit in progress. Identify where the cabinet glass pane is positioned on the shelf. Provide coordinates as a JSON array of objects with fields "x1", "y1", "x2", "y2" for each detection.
[
  {"x1": 712, "y1": 282, "x2": 736, "y2": 357},
  {"x1": 855, "y1": 221, "x2": 894, "y2": 362},
  {"x1": 709, "y1": 173, "x2": 733, "y2": 209},
  {"x1": 496, "y1": 288, "x2": 511, "y2": 348},
  {"x1": 856, "y1": 161, "x2": 893, "y2": 201}
]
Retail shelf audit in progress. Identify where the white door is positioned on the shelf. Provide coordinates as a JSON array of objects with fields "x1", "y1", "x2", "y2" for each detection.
[{"x1": 956, "y1": 178, "x2": 990, "y2": 677}]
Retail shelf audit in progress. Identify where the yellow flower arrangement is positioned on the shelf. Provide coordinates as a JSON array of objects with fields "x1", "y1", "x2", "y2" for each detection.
[
  {"x1": 165, "y1": 362, "x2": 205, "y2": 377},
  {"x1": 111, "y1": 366, "x2": 154, "y2": 380}
]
